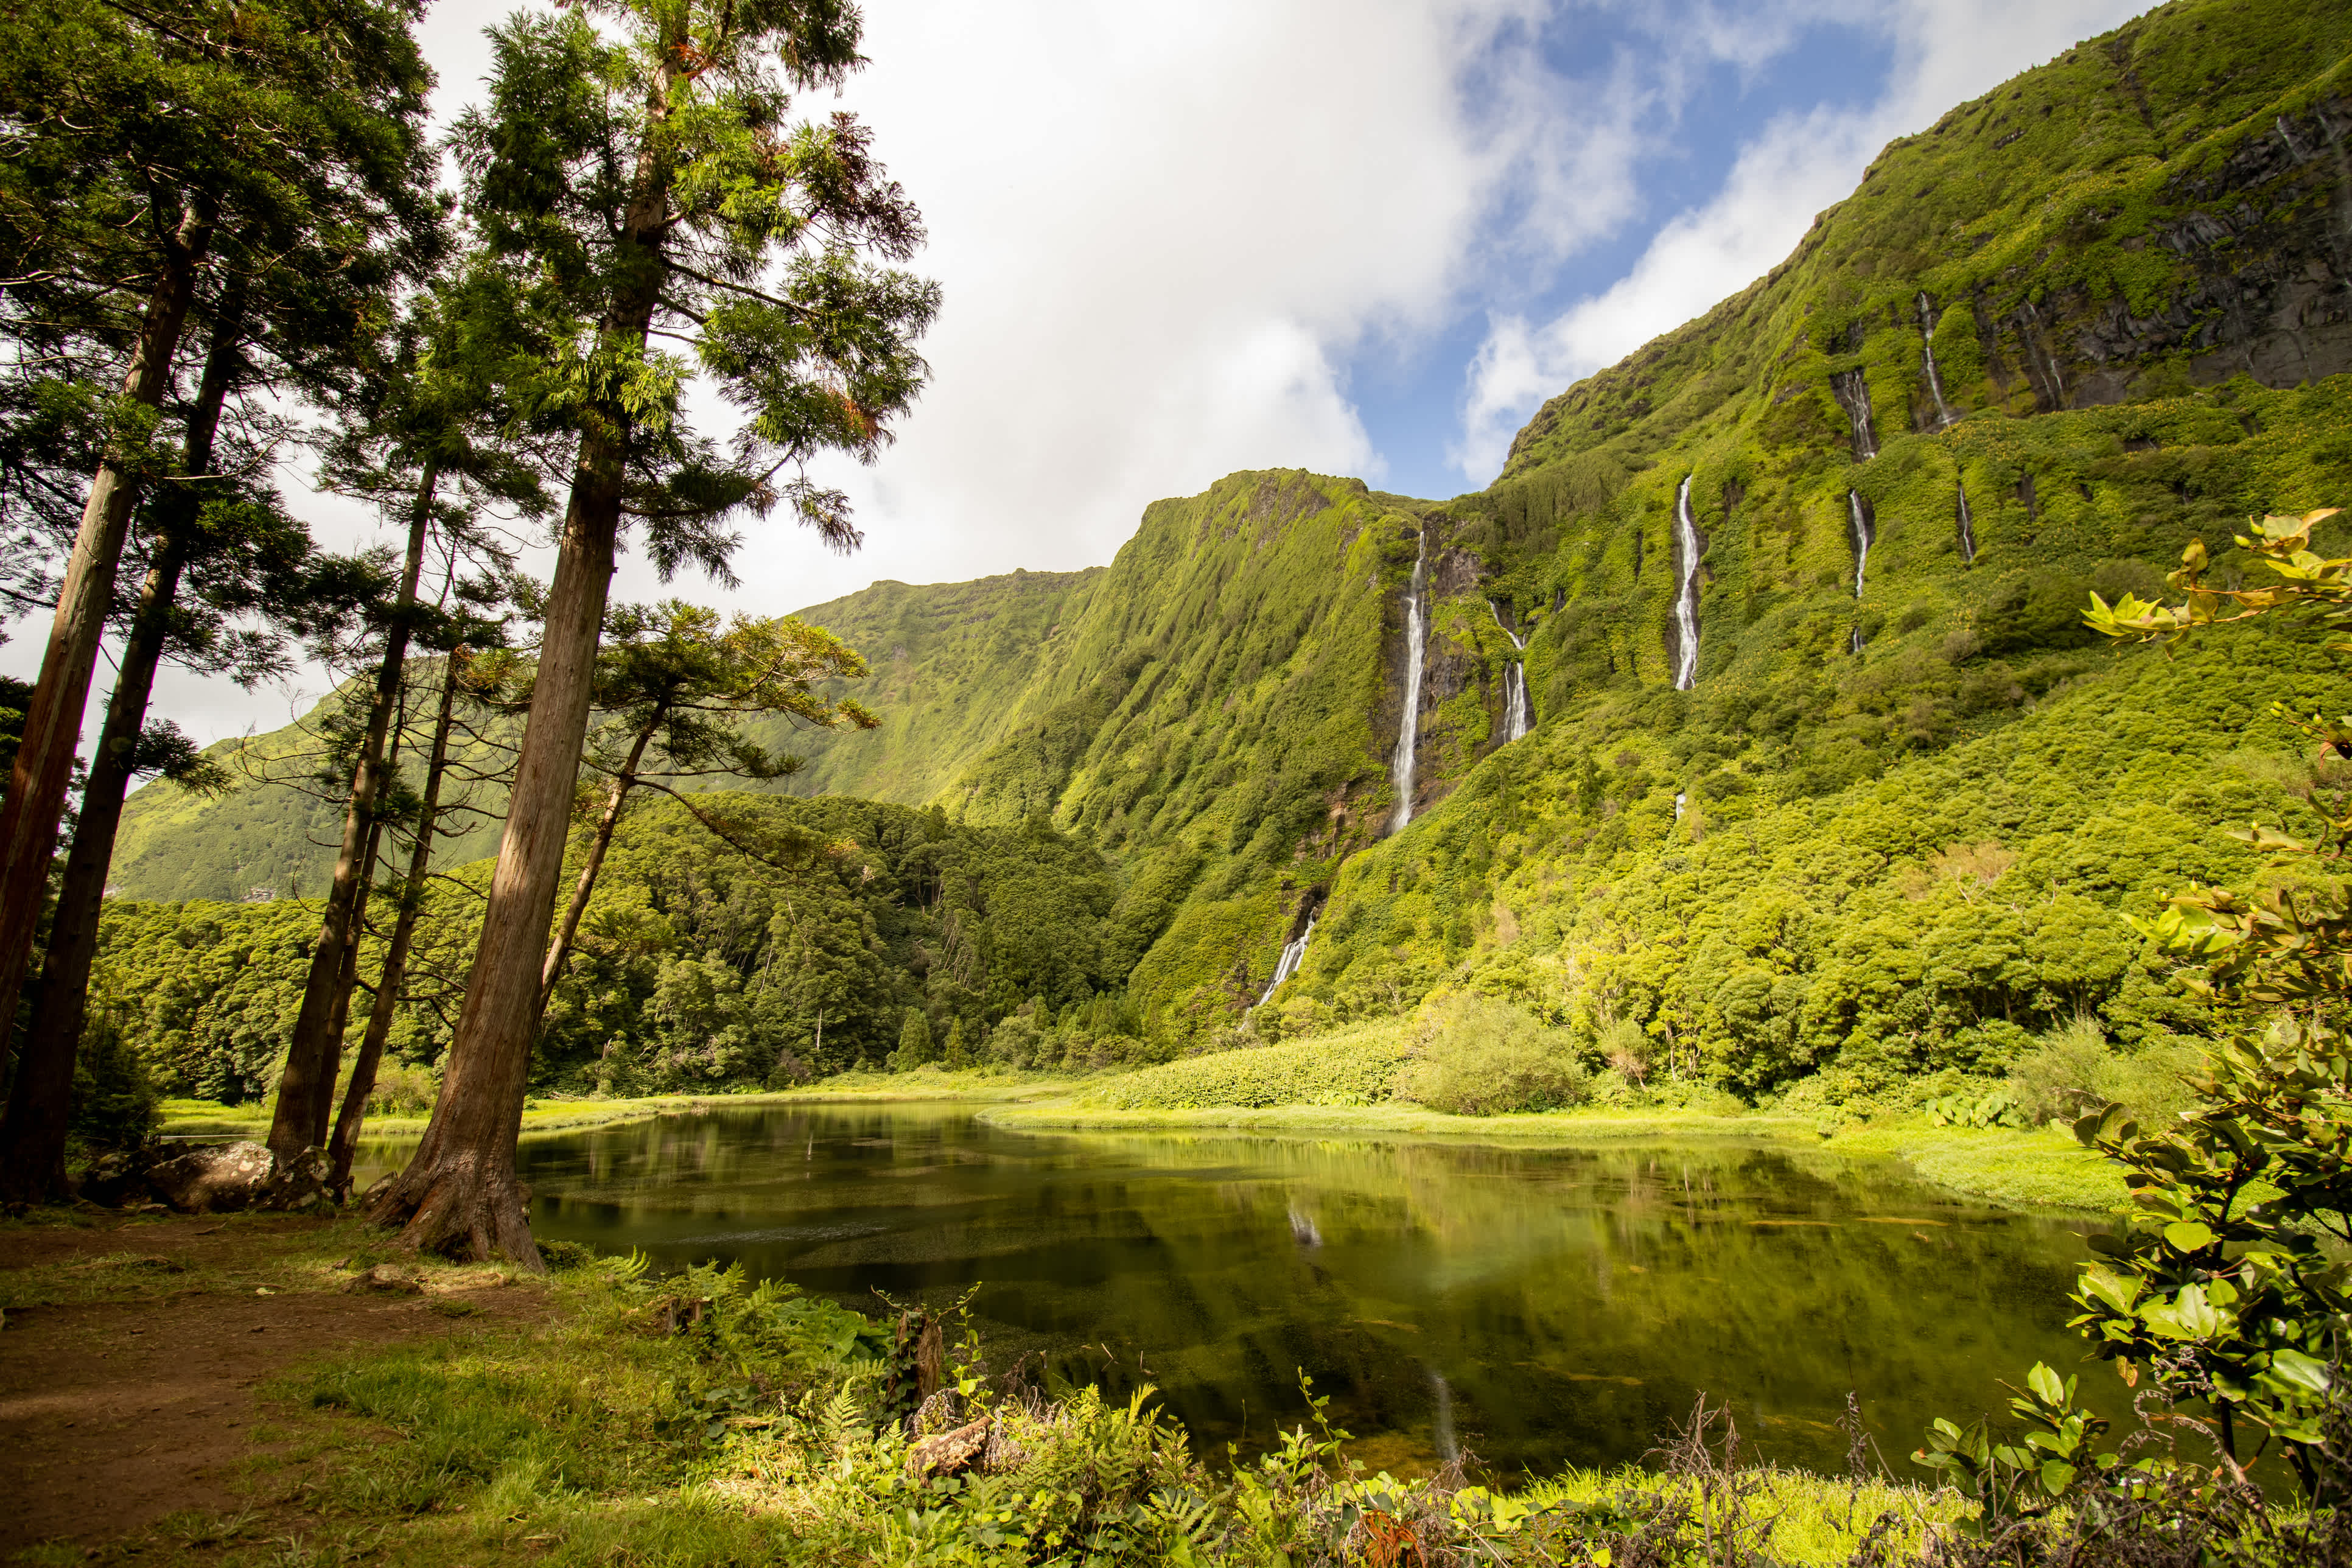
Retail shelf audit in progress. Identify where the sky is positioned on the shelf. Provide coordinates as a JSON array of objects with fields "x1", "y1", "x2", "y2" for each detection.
[{"x1": 26, "y1": 0, "x2": 2159, "y2": 747}]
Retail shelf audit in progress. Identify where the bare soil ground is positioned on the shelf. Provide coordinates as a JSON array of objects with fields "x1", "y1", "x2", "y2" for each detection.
[{"x1": 0, "y1": 1213, "x2": 545, "y2": 1557}]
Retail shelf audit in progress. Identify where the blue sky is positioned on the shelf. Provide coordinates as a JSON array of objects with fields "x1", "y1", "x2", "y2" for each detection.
[{"x1": 1351, "y1": 5, "x2": 1905, "y2": 500}]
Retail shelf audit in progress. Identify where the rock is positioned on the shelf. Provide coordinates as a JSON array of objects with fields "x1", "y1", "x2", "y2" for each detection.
[
  {"x1": 905, "y1": 1416, "x2": 992, "y2": 1479},
  {"x1": 74, "y1": 1144, "x2": 163, "y2": 1208},
  {"x1": 346, "y1": 1263, "x2": 423, "y2": 1295},
  {"x1": 258, "y1": 1147, "x2": 329, "y2": 1212},
  {"x1": 146, "y1": 1142, "x2": 277, "y2": 1214}
]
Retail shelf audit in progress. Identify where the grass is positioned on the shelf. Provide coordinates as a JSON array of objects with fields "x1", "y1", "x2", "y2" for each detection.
[
  {"x1": 158, "y1": 1071, "x2": 1081, "y2": 1145},
  {"x1": 982, "y1": 1027, "x2": 2129, "y2": 1213}
]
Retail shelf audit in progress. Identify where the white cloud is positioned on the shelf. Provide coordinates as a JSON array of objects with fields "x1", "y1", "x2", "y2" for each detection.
[
  {"x1": 1451, "y1": 0, "x2": 2157, "y2": 483},
  {"x1": 713, "y1": 0, "x2": 1641, "y2": 615}
]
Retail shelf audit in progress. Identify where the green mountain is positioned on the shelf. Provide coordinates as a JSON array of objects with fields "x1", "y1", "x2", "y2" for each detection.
[{"x1": 110, "y1": 0, "x2": 2352, "y2": 1099}]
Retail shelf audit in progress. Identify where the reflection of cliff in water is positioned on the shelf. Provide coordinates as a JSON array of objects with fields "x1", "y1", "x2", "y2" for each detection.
[{"x1": 388, "y1": 1103, "x2": 2107, "y2": 1479}]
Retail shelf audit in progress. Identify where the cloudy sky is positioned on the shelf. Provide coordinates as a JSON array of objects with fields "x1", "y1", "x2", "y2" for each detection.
[{"x1": 46, "y1": 0, "x2": 2157, "y2": 745}]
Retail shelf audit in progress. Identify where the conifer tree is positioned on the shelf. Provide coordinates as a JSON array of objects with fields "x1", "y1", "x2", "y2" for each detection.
[
  {"x1": 268, "y1": 275, "x2": 549, "y2": 1164},
  {"x1": 536, "y1": 601, "x2": 875, "y2": 1015},
  {"x1": 941, "y1": 1018, "x2": 968, "y2": 1071},
  {"x1": 369, "y1": 0, "x2": 936, "y2": 1261},
  {"x1": 893, "y1": 1010, "x2": 932, "y2": 1073},
  {"x1": 0, "y1": 0, "x2": 435, "y2": 1073}
]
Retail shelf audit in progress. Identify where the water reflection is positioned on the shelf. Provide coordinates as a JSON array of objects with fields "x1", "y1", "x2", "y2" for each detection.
[{"x1": 365, "y1": 1102, "x2": 2115, "y2": 1477}]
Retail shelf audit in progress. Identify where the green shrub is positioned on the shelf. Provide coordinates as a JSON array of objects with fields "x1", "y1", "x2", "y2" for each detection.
[
  {"x1": 1088, "y1": 1027, "x2": 1407, "y2": 1109},
  {"x1": 71, "y1": 1000, "x2": 160, "y2": 1153},
  {"x1": 2005, "y1": 1015, "x2": 2203, "y2": 1129},
  {"x1": 366, "y1": 1062, "x2": 439, "y2": 1117},
  {"x1": 1396, "y1": 995, "x2": 1587, "y2": 1116}
]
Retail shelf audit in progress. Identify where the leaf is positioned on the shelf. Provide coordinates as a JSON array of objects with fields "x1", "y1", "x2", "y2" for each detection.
[
  {"x1": 2026, "y1": 1362, "x2": 2064, "y2": 1406},
  {"x1": 2163, "y1": 1220, "x2": 2216, "y2": 1253},
  {"x1": 2040, "y1": 1460, "x2": 2076, "y2": 1496},
  {"x1": 2266, "y1": 1348, "x2": 2331, "y2": 1395}
]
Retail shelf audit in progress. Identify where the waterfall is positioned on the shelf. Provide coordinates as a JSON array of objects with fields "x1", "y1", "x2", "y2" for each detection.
[
  {"x1": 1829, "y1": 368, "x2": 1878, "y2": 460},
  {"x1": 1847, "y1": 490, "x2": 1875, "y2": 598},
  {"x1": 1390, "y1": 531, "x2": 1429, "y2": 833},
  {"x1": 1256, "y1": 915, "x2": 1315, "y2": 1007},
  {"x1": 1488, "y1": 601, "x2": 1532, "y2": 742},
  {"x1": 1956, "y1": 481, "x2": 1977, "y2": 564},
  {"x1": 1671, "y1": 475, "x2": 1703, "y2": 691},
  {"x1": 1848, "y1": 490, "x2": 1875, "y2": 653},
  {"x1": 1917, "y1": 292, "x2": 1956, "y2": 429}
]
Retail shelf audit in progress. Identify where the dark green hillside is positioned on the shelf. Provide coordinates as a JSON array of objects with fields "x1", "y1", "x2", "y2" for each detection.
[{"x1": 735, "y1": 567, "x2": 1102, "y2": 803}]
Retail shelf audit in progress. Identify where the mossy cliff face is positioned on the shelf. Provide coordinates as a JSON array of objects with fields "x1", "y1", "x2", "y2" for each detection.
[{"x1": 108, "y1": 0, "x2": 2352, "y2": 1090}]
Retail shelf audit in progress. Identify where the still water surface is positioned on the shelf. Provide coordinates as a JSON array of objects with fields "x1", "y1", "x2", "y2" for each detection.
[{"x1": 393, "y1": 1103, "x2": 2116, "y2": 1477}]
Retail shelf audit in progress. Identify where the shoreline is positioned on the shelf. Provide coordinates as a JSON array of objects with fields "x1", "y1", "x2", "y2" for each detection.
[
  {"x1": 159, "y1": 1074, "x2": 2126, "y2": 1214},
  {"x1": 979, "y1": 1097, "x2": 2127, "y2": 1213}
]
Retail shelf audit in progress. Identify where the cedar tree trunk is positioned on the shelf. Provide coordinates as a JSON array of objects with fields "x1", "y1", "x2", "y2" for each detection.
[
  {"x1": 0, "y1": 203, "x2": 212, "y2": 1078},
  {"x1": 330, "y1": 649, "x2": 464, "y2": 1192},
  {"x1": 536, "y1": 710, "x2": 660, "y2": 1020},
  {"x1": 270, "y1": 463, "x2": 438, "y2": 1161},
  {"x1": 0, "y1": 290, "x2": 238, "y2": 1201}
]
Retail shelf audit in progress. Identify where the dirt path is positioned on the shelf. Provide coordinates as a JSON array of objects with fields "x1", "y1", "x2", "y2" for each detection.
[{"x1": 0, "y1": 1214, "x2": 547, "y2": 1555}]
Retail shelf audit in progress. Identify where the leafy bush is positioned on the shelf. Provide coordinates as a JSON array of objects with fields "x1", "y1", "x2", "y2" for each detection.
[
  {"x1": 366, "y1": 1062, "x2": 439, "y2": 1117},
  {"x1": 2004, "y1": 1014, "x2": 2203, "y2": 1129},
  {"x1": 1088, "y1": 1027, "x2": 1407, "y2": 1109},
  {"x1": 1396, "y1": 995, "x2": 1586, "y2": 1116},
  {"x1": 69, "y1": 999, "x2": 159, "y2": 1153}
]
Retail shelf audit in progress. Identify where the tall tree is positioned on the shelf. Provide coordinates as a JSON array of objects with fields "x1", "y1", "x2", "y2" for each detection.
[
  {"x1": 368, "y1": 0, "x2": 936, "y2": 1261},
  {"x1": 0, "y1": 0, "x2": 435, "y2": 1090},
  {"x1": 537, "y1": 600, "x2": 873, "y2": 1015},
  {"x1": 267, "y1": 274, "x2": 548, "y2": 1163}
]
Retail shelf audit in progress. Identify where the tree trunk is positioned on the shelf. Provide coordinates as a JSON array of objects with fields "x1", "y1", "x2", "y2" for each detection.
[
  {"x1": 368, "y1": 42, "x2": 684, "y2": 1265},
  {"x1": 309, "y1": 816, "x2": 383, "y2": 1145},
  {"x1": 0, "y1": 283, "x2": 241, "y2": 1200},
  {"x1": 536, "y1": 712, "x2": 660, "y2": 1021},
  {"x1": 270, "y1": 463, "x2": 439, "y2": 1162},
  {"x1": 330, "y1": 650, "x2": 465, "y2": 1193},
  {"x1": 365, "y1": 470, "x2": 623, "y2": 1264},
  {"x1": 0, "y1": 203, "x2": 212, "y2": 1085}
]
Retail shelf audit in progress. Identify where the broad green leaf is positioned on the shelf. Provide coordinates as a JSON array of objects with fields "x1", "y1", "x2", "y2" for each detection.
[{"x1": 2163, "y1": 1220, "x2": 2216, "y2": 1253}]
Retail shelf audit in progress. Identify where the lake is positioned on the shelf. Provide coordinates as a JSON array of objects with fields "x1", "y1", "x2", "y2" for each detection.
[{"x1": 386, "y1": 1101, "x2": 2115, "y2": 1479}]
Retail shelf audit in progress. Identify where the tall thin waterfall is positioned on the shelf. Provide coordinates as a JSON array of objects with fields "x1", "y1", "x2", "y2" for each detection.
[
  {"x1": 1917, "y1": 292, "x2": 1956, "y2": 429},
  {"x1": 1956, "y1": 482, "x2": 1977, "y2": 564},
  {"x1": 1671, "y1": 475, "x2": 1703, "y2": 691},
  {"x1": 1848, "y1": 490, "x2": 1876, "y2": 653},
  {"x1": 1488, "y1": 601, "x2": 1531, "y2": 742},
  {"x1": 1256, "y1": 915, "x2": 1315, "y2": 1007},
  {"x1": 1390, "y1": 531, "x2": 1429, "y2": 833},
  {"x1": 1829, "y1": 369, "x2": 1878, "y2": 460}
]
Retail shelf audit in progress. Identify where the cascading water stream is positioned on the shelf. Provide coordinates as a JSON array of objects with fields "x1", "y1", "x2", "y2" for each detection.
[
  {"x1": 1671, "y1": 475, "x2": 1703, "y2": 691},
  {"x1": 1255, "y1": 915, "x2": 1315, "y2": 1008},
  {"x1": 1956, "y1": 482, "x2": 1977, "y2": 564},
  {"x1": 1917, "y1": 292, "x2": 1957, "y2": 429},
  {"x1": 1488, "y1": 601, "x2": 1531, "y2": 742},
  {"x1": 1390, "y1": 532, "x2": 1429, "y2": 833},
  {"x1": 1829, "y1": 369, "x2": 1878, "y2": 460},
  {"x1": 1848, "y1": 490, "x2": 1875, "y2": 653}
]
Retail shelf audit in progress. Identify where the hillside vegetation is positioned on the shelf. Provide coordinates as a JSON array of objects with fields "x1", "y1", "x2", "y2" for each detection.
[{"x1": 104, "y1": 0, "x2": 2352, "y2": 1116}]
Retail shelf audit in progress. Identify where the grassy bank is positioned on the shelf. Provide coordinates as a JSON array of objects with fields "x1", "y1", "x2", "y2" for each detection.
[
  {"x1": 158, "y1": 1071, "x2": 1080, "y2": 1144},
  {"x1": 1, "y1": 1211, "x2": 1965, "y2": 1566}
]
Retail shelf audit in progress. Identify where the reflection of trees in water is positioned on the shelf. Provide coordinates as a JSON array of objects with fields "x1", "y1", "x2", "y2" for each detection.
[{"x1": 511, "y1": 1107, "x2": 2102, "y2": 1475}]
